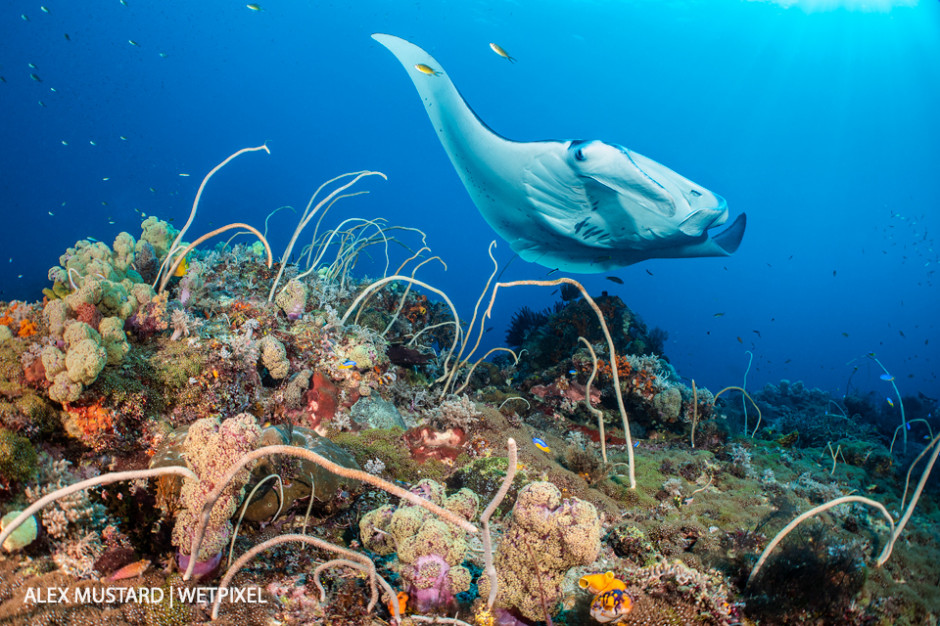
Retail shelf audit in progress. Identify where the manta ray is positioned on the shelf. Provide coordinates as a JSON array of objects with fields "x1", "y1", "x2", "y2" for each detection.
[{"x1": 373, "y1": 33, "x2": 746, "y2": 273}]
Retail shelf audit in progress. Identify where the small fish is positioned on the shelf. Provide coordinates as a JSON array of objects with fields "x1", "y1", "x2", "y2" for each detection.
[
  {"x1": 899, "y1": 330, "x2": 905, "y2": 338},
  {"x1": 48, "y1": 211, "x2": 54, "y2": 216},
  {"x1": 41, "y1": 6, "x2": 50, "y2": 13},
  {"x1": 532, "y1": 437, "x2": 550, "y2": 453},
  {"x1": 880, "y1": 373, "x2": 895, "y2": 382},
  {"x1": 605, "y1": 276, "x2": 623, "y2": 285},
  {"x1": 179, "y1": 173, "x2": 190, "y2": 177},
  {"x1": 414, "y1": 63, "x2": 442, "y2": 76},
  {"x1": 38, "y1": 100, "x2": 45, "y2": 107},
  {"x1": 120, "y1": 135, "x2": 127, "y2": 140},
  {"x1": 489, "y1": 42, "x2": 516, "y2": 63},
  {"x1": 120, "y1": 0, "x2": 128, "y2": 5},
  {"x1": 21, "y1": 14, "x2": 29, "y2": 21},
  {"x1": 28, "y1": 63, "x2": 37, "y2": 69},
  {"x1": 17, "y1": 275, "x2": 22, "y2": 279},
  {"x1": 102, "y1": 177, "x2": 110, "y2": 181},
  {"x1": 339, "y1": 359, "x2": 357, "y2": 369},
  {"x1": 633, "y1": 441, "x2": 640, "y2": 448},
  {"x1": 713, "y1": 312, "x2": 725, "y2": 318},
  {"x1": 842, "y1": 332, "x2": 849, "y2": 338},
  {"x1": 61, "y1": 140, "x2": 68, "y2": 145},
  {"x1": 0, "y1": 76, "x2": 6, "y2": 83},
  {"x1": 106, "y1": 559, "x2": 150, "y2": 582},
  {"x1": 89, "y1": 140, "x2": 96, "y2": 146},
  {"x1": 64, "y1": 33, "x2": 70, "y2": 41},
  {"x1": 752, "y1": 330, "x2": 761, "y2": 338},
  {"x1": 246, "y1": 3, "x2": 263, "y2": 10},
  {"x1": 568, "y1": 369, "x2": 576, "y2": 375},
  {"x1": 87, "y1": 237, "x2": 98, "y2": 242},
  {"x1": 159, "y1": 52, "x2": 168, "y2": 58},
  {"x1": 546, "y1": 268, "x2": 559, "y2": 276},
  {"x1": 129, "y1": 40, "x2": 139, "y2": 46},
  {"x1": 30, "y1": 73, "x2": 42, "y2": 82},
  {"x1": 886, "y1": 397, "x2": 895, "y2": 408},
  {"x1": 645, "y1": 269, "x2": 653, "y2": 276},
  {"x1": 833, "y1": 270, "x2": 837, "y2": 277},
  {"x1": 173, "y1": 257, "x2": 189, "y2": 277},
  {"x1": 736, "y1": 336, "x2": 743, "y2": 344}
]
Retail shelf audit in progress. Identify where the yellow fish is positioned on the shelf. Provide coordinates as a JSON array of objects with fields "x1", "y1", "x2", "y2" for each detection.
[
  {"x1": 173, "y1": 256, "x2": 189, "y2": 277},
  {"x1": 489, "y1": 42, "x2": 516, "y2": 63},
  {"x1": 414, "y1": 63, "x2": 441, "y2": 76},
  {"x1": 579, "y1": 571, "x2": 626, "y2": 595}
]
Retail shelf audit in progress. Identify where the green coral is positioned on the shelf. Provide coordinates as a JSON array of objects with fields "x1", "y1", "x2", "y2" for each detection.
[
  {"x1": 65, "y1": 339, "x2": 107, "y2": 386},
  {"x1": 98, "y1": 316, "x2": 131, "y2": 365},
  {"x1": 0, "y1": 427, "x2": 39, "y2": 486},
  {"x1": 140, "y1": 216, "x2": 179, "y2": 258},
  {"x1": 151, "y1": 341, "x2": 207, "y2": 388}
]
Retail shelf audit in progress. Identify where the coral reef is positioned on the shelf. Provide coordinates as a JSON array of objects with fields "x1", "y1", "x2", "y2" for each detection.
[{"x1": 0, "y1": 206, "x2": 937, "y2": 626}]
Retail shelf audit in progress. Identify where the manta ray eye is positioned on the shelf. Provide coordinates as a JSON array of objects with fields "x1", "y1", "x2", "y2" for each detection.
[
  {"x1": 690, "y1": 189, "x2": 702, "y2": 197},
  {"x1": 574, "y1": 149, "x2": 586, "y2": 162}
]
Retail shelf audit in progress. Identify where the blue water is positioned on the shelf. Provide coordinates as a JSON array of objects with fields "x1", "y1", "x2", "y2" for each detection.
[{"x1": 2, "y1": 0, "x2": 938, "y2": 400}]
